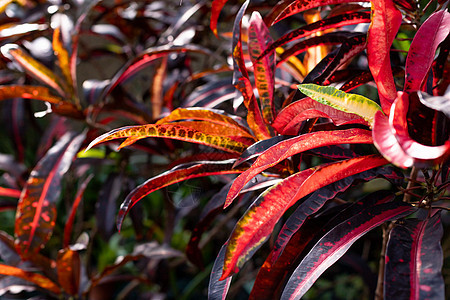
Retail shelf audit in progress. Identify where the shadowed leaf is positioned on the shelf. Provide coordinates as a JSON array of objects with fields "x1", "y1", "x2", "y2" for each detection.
[
  {"x1": 418, "y1": 91, "x2": 450, "y2": 119},
  {"x1": 384, "y1": 211, "x2": 444, "y2": 299},
  {"x1": 221, "y1": 155, "x2": 388, "y2": 279},
  {"x1": 225, "y1": 128, "x2": 373, "y2": 207},
  {"x1": 15, "y1": 131, "x2": 85, "y2": 258},
  {"x1": 117, "y1": 160, "x2": 247, "y2": 231},
  {"x1": 57, "y1": 248, "x2": 81, "y2": 296},
  {"x1": 281, "y1": 200, "x2": 413, "y2": 300},
  {"x1": 259, "y1": 12, "x2": 371, "y2": 61},
  {"x1": 209, "y1": 244, "x2": 232, "y2": 300}
]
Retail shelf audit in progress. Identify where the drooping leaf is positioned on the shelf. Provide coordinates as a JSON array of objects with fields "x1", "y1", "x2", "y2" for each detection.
[
  {"x1": 64, "y1": 174, "x2": 93, "y2": 248},
  {"x1": 389, "y1": 92, "x2": 450, "y2": 166},
  {"x1": 0, "y1": 264, "x2": 60, "y2": 294},
  {"x1": 87, "y1": 123, "x2": 250, "y2": 154},
  {"x1": 367, "y1": 0, "x2": 402, "y2": 113},
  {"x1": 372, "y1": 110, "x2": 414, "y2": 168},
  {"x1": 384, "y1": 211, "x2": 444, "y2": 299},
  {"x1": 209, "y1": 244, "x2": 232, "y2": 300},
  {"x1": 7, "y1": 48, "x2": 68, "y2": 98},
  {"x1": 117, "y1": 160, "x2": 247, "y2": 230},
  {"x1": 15, "y1": 131, "x2": 85, "y2": 258},
  {"x1": 225, "y1": 128, "x2": 374, "y2": 207},
  {"x1": 258, "y1": 11, "x2": 371, "y2": 61},
  {"x1": 280, "y1": 200, "x2": 413, "y2": 300},
  {"x1": 232, "y1": 0, "x2": 272, "y2": 140},
  {"x1": 57, "y1": 248, "x2": 81, "y2": 296},
  {"x1": 297, "y1": 84, "x2": 382, "y2": 126},
  {"x1": 248, "y1": 11, "x2": 276, "y2": 123},
  {"x1": 265, "y1": 0, "x2": 370, "y2": 25},
  {"x1": 221, "y1": 155, "x2": 388, "y2": 279},
  {"x1": 404, "y1": 10, "x2": 450, "y2": 92},
  {"x1": 210, "y1": 0, "x2": 228, "y2": 37},
  {"x1": 273, "y1": 96, "x2": 368, "y2": 135}
]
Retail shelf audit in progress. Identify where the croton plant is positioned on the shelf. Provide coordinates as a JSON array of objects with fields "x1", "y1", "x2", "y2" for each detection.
[{"x1": 0, "y1": 0, "x2": 448, "y2": 299}]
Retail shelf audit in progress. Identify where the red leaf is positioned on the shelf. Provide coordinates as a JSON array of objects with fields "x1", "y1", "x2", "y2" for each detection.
[
  {"x1": 225, "y1": 128, "x2": 374, "y2": 207},
  {"x1": 210, "y1": 0, "x2": 228, "y2": 37},
  {"x1": 404, "y1": 10, "x2": 450, "y2": 92},
  {"x1": 0, "y1": 187, "x2": 21, "y2": 198},
  {"x1": 385, "y1": 211, "x2": 444, "y2": 299},
  {"x1": 57, "y1": 248, "x2": 81, "y2": 296},
  {"x1": 265, "y1": 0, "x2": 370, "y2": 25},
  {"x1": 117, "y1": 160, "x2": 247, "y2": 231},
  {"x1": 259, "y1": 11, "x2": 371, "y2": 61},
  {"x1": 390, "y1": 92, "x2": 450, "y2": 165},
  {"x1": 15, "y1": 132, "x2": 85, "y2": 258},
  {"x1": 249, "y1": 11, "x2": 276, "y2": 123},
  {"x1": 0, "y1": 263, "x2": 60, "y2": 294},
  {"x1": 0, "y1": 85, "x2": 63, "y2": 104},
  {"x1": 281, "y1": 199, "x2": 413, "y2": 299},
  {"x1": 221, "y1": 155, "x2": 388, "y2": 279},
  {"x1": 273, "y1": 97, "x2": 368, "y2": 135},
  {"x1": 63, "y1": 174, "x2": 93, "y2": 248},
  {"x1": 367, "y1": 0, "x2": 402, "y2": 113}
]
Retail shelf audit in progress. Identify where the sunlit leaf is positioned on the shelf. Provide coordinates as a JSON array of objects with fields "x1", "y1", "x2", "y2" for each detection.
[
  {"x1": 57, "y1": 248, "x2": 80, "y2": 296},
  {"x1": 15, "y1": 131, "x2": 85, "y2": 258},
  {"x1": 266, "y1": 0, "x2": 370, "y2": 25},
  {"x1": 259, "y1": 11, "x2": 371, "y2": 61},
  {"x1": 281, "y1": 199, "x2": 413, "y2": 300},
  {"x1": 221, "y1": 155, "x2": 388, "y2": 279},
  {"x1": 52, "y1": 27, "x2": 73, "y2": 97},
  {"x1": 417, "y1": 91, "x2": 450, "y2": 119},
  {"x1": 0, "y1": 85, "x2": 63, "y2": 104},
  {"x1": 210, "y1": 0, "x2": 228, "y2": 37},
  {"x1": 117, "y1": 160, "x2": 247, "y2": 230},
  {"x1": 248, "y1": 11, "x2": 275, "y2": 123},
  {"x1": 7, "y1": 48, "x2": 68, "y2": 98},
  {"x1": 225, "y1": 128, "x2": 373, "y2": 207},
  {"x1": 0, "y1": 23, "x2": 48, "y2": 40},
  {"x1": 273, "y1": 96, "x2": 368, "y2": 135},
  {"x1": 297, "y1": 84, "x2": 382, "y2": 126},
  {"x1": 0, "y1": 263, "x2": 60, "y2": 294},
  {"x1": 385, "y1": 211, "x2": 444, "y2": 299},
  {"x1": 87, "y1": 123, "x2": 250, "y2": 154},
  {"x1": 367, "y1": 0, "x2": 402, "y2": 113},
  {"x1": 157, "y1": 107, "x2": 253, "y2": 138},
  {"x1": 404, "y1": 10, "x2": 450, "y2": 92}
]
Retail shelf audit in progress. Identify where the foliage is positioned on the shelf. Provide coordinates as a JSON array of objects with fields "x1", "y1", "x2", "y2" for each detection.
[{"x1": 0, "y1": 0, "x2": 449, "y2": 299}]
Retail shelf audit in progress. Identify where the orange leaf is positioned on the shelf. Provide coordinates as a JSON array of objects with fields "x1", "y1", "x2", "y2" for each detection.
[{"x1": 0, "y1": 263, "x2": 60, "y2": 294}]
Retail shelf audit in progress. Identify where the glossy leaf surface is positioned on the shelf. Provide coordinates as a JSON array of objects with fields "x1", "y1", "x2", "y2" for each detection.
[
  {"x1": 87, "y1": 123, "x2": 250, "y2": 154},
  {"x1": 117, "y1": 160, "x2": 246, "y2": 230},
  {"x1": 259, "y1": 11, "x2": 371, "y2": 61},
  {"x1": 298, "y1": 84, "x2": 381, "y2": 126},
  {"x1": 221, "y1": 155, "x2": 388, "y2": 279},
  {"x1": 225, "y1": 128, "x2": 373, "y2": 207},
  {"x1": 384, "y1": 212, "x2": 444, "y2": 299},
  {"x1": 281, "y1": 200, "x2": 413, "y2": 300},
  {"x1": 367, "y1": 0, "x2": 402, "y2": 113},
  {"x1": 404, "y1": 10, "x2": 450, "y2": 91},
  {"x1": 15, "y1": 132, "x2": 85, "y2": 257},
  {"x1": 249, "y1": 11, "x2": 275, "y2": 123}
]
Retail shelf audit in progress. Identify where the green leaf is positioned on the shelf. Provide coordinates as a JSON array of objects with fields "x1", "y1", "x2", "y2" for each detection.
[{"x1": 297, "y1": 84, "x2": 382, "y2": 126}]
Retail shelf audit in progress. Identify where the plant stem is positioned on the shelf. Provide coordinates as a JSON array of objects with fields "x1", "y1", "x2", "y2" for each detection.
[
  {"x1": 404, "y1": 167, "x2": 418, "y2": 203},
  {"x1": 375, "y1": 223, "x2": 394, "y2": 300}
]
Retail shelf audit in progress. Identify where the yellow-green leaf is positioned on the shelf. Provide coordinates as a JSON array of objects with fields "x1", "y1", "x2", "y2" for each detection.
[{"x1": 297, "y1": 84, "x2": 382, "y2": 126}]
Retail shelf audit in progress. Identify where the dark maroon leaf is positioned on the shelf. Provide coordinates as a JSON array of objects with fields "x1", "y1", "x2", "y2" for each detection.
[
  {"x1": 431, "y1": 34, "x2": 449, "y2": 96},
  {"x1": 258, "y1": 12, "x2": 371, "y2": 61},
  {"x1": 96, "y1": 173, "x2": 123, "y2": 240},
  {"x1": 307, "y1": 145, "x2": 357, "y2": 160},
  {"x1": 271, "y1": 167, "x2": 404, "y2": 262},
  {"x1": 417, "y1": 91, "x2": 450, "y2": 119},
  {"x1": 209, "y1": 244, "x2": 232, "y2": 300},
  {"x1": 384, "y1": 211, "x2": 444, "y2": 299},
  {"x1": 281, "y1": 200, "x2": 414, "y2": 299}
]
